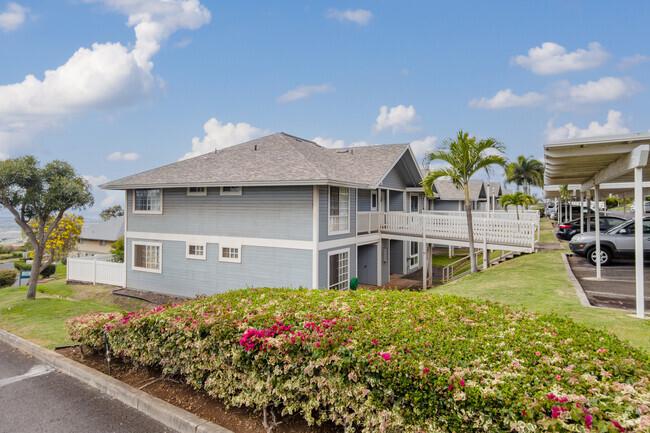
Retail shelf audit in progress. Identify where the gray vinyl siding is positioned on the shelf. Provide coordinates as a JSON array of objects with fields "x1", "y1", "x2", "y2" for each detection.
[
  {"x1": 126, "y1": 238, "x2": 311, "y2": 296},
  {"x1": 433, "y1": 200, "x2": 463, "y2": 211},
  {"x1": 381, "y1": 239, "x2": 390, "y2": 284},
  {"x1": 318, "y1": 244, "x2": 357, "y2": 289},
  {"x1": 389, "y1": 191, "x2": 403, "y2": 211},
  {"x1": 390, "y1": 240, "x2": 404, "y2": 274},
  {"x1": 319, "y1": 186, "x2": 357, "y2": 242},
  {"x1": 127, "y1": 186, "x2": 313, "y2": 241},
  {"x1": 358, "y1": 189, "x2": 371, "y2": 211},
  {"x1": 380, "y1": 166, "x2": 406, "y2": 189}
]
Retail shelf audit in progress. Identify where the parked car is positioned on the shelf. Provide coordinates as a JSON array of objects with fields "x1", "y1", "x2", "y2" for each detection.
[
  {"x1": 630, "y1": 201, "x2": 650, "y2": 212},
  {"x1": 549, "y1": 205, "x2": 585, "y2": 221},
  {"x1": 569, "y1": 217, "x2": 650, "y2": 265},
  {"x1": 556, "y1": 216, "x2": 626, "y2": 240}
]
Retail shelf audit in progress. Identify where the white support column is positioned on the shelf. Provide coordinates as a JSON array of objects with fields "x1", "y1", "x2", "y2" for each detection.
[
  {"x1": 448, "y1": 245, "x2": 454, "y2": 258},
  {"x1": 312, "y1": 186, "x2": 319, "y2": 289},
  {"x1": 634, "y1": 167, "x2": 645, "y2": 318},
  {"x1": 422, "y1": 226, "x2": 427, "y2": 290},
  {"x1": 579, "y1": 191, "x2": 584, "y2": 233},
  {"x1": 594, "y1": 186, "x2": 601, "y2": 279},
  {"x1": 569, "y1": 194, "x2": 573, "y2": 220}
]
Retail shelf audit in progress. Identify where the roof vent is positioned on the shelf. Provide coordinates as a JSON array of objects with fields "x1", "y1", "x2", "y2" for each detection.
[
  {"x1": 337, "y1": 149, "x2": 349, "y2": 153},
  {"x1": 254, "y1": 144, "x2": 258, "y2": 151}
]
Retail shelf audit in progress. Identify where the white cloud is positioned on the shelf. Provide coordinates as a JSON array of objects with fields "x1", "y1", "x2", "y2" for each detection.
[
  {"x1": 107, "y1": 151, "x2": 140, "y2": 162},
  {"x1": 512, "y1": 42, "x2": 609, "y2": 75},
  {"x1": 0, "y1": 2, "x2": 29, "y2": 32},
  {"x1": 312, "y1": 136, "x2": 345, "y2": 148},
  {"x1": 468, "y1": 89, "x2": 545, "y2": 109},
  {"x1": 350, "y1": 140, "x2": 368, "y2": 147},
  {"x1": 618, "y1": 54, "x2": 649, "y2": 69},
  {"x1": 374, "y1": 104, "x2": 420, "y2": 133},
  {"x1": 326, "y1": 8, "x2": 372, "y2": 26},
  {"x1": 544, "y1": 110, "x2": 630, "y2": 142},
  {"x1": 0, "y1": 0, "x2": 210, "y2": 156},
  {"x1": 409, "y1": 136, "x2": 437, "y2": 163},
  {"x1": 277, "y1": 83, "x2": 335, "y2": 103},
  {"x1": 83, "y1": 174, "x2": 124, "y2": 213},
  {"x1": 550, "y1": 76, "x2": 642, "y2": 110},
  {"x1": 181, "y1": 118, "x2": 269, "y2": 160},
  {"x1": 83, "y1": 174, "x2": 110, "y2": 187}
]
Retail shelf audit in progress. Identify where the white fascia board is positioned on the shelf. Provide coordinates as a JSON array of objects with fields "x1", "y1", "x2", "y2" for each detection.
[
  {"x1": 581, "y1": 144, "x2": 650, "y2": 191},
  {"x1": 101, "y1": 179, "x2": 374, "y2": 191}
]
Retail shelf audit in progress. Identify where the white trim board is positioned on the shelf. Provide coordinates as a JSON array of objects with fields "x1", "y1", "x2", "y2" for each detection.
[{"x1": 126, "y1": 231, "x2": 314, "y2": 250}]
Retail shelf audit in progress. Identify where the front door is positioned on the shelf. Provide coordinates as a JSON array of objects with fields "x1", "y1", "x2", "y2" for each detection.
[{"x1": 380, "y1": 190, "x2": 387, "y2": 212}]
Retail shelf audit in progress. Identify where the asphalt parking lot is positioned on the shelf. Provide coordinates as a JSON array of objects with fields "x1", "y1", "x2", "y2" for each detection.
[{"x1": 567, "y1": 255, "x2": 650, "y2": 311}]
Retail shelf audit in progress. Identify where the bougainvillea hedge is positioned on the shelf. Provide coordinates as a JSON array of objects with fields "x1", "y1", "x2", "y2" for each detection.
[{"x1": 67, "y1": 288, "x2": 650, "y2": 432}]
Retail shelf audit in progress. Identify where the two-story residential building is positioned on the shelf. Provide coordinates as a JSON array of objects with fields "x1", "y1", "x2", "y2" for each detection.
[
  {"x1": 69, "y1": 216, "x2": 124, "y2": 258},
  {"x1": 431, "y1": 179, "x2": 487, "y2": 211},
  {"x1": 101, "y1": 133, "x2": 430, "y2": 297}
]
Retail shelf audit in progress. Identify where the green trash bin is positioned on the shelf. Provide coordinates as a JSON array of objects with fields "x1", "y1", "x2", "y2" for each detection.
[{"x1": 350, "y1": 278, "x2": 359, "y2": 291}]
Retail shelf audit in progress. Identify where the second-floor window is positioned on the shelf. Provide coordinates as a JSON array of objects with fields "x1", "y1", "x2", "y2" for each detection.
[
  {"x1": 370, "y1": 191, "x2": 378, "y2": 211},
  {"x1": 410, "y1": 195, "x2": 419, "y2": 213},
  {"x1": 134, "y1": 189, "x2": 162, "y2": 213},
  {"x1": 329, "y1": 186, "x2": 350, "y2": 234}
]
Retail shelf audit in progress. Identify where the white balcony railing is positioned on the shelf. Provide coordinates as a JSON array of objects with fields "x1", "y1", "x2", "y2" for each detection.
[{"x1": 357, "y1": 211, "x2": 380, "y2": 234}]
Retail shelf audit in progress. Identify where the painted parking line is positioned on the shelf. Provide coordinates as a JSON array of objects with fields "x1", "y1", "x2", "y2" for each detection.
[{"x1": 0, "y1": 364, "x2": 54, "y2": 388}]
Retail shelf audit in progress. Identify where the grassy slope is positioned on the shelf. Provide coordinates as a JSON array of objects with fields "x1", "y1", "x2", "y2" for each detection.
[
  {"x1": 431, "y1": 251, "x2": 650, "y2": 353},
  {"x1": 0, "y1": 278, "x2": 147, "y2": 349}
]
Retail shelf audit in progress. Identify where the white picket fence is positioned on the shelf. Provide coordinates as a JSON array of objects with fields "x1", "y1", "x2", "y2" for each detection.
[{"x1": 67, "y1": 256, "x2": 125, "y2": 287}]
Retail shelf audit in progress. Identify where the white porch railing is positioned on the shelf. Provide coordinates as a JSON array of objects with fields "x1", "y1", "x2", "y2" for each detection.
[
  {"x1": 357, "y1": 211, "x2": 380, "y2": 234},
  {"x1": 379, "y1": 211, "x2": 537, "y2": 251},
  {"x1": 67, "y1": 256, "x2": 125, "y2": 287}
]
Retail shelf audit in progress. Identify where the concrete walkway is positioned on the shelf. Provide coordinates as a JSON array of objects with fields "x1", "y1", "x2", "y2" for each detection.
[
  {"x1": 0, "y1": 340, "x2": 176, "y2": 433},
  {"x1": 567, "y1": 255, "x2": 650, "y2": 311}
]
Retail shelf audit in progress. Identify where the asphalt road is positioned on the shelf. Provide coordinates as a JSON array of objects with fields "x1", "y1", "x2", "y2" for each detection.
[{"x1": 0, "y1": 340, "x2": 176, "y2": 433}]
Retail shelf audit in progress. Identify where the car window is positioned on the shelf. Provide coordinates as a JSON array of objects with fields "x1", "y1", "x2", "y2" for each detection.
[
  {"x1": 607, "y1": 221, "x2": 630, "y2": 234},
  {"x1": 645, "y1": 221, "x2": 650, "y2": 234}
]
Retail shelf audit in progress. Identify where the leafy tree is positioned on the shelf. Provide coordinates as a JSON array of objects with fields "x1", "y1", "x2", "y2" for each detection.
[
  {"x1": 499, "y1": 192, "x2": 536, "y2": 220},
  {"x1": 506, "y1": 155, "x2": 544, "y2": 195},
  {"x1": 110, "y1": 235, "x2": 124, "y2": 262},
  {"x1": 422, "y1": 130, "x2": 507, "y2": 274},
  {"x1": 605, "y1": 197, "x2": 619, "y2": 210},
  {"x1": 28, "y1": 214, "x2": 84, "y2": 264},
  {"x1": 99, "y1": 205, "x2": 124, "y2": 221},
  {"x1": 0, "y1": 156, "x2": 93, "y2": 299}
]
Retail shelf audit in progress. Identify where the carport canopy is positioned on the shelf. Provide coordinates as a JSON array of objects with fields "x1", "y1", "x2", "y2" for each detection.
[{"x1": 544, "y1": 132, "x2": 650, "y2": 319}]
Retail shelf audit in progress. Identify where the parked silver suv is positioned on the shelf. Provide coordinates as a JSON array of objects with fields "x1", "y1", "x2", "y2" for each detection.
[{"x1": 569, "y1": 217, "x2": 650, "y2": 265}]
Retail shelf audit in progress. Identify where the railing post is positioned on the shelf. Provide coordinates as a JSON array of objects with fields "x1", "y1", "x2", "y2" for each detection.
[{"x1": 92, "y1": 259, "x2": 97, "y2": 285}]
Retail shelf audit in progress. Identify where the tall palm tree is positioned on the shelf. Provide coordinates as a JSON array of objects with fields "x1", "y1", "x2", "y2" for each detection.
[
  {"x1": 499, "y1": 191, "x2": 536, "y2": 220},
  {"x1": 506, "y1": 155, "x2": 544, "y2": 195},
  {"x1": 422, "y1": 130, "x2": 507, "y2": 274}
]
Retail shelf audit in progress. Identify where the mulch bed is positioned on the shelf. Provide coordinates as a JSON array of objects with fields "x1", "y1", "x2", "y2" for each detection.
[
  {"x1": 56, "y1": 346, "x2": 343, "y2": 433},
  {"x1": 111, "y1": 288, "x2": 192, "y2": 306}
]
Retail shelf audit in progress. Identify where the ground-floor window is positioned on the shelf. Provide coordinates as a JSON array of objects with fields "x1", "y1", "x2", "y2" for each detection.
[
  {"x1": 408, "y1": 242, "x2": 419, "y2": 269},
  {"x1": 219, "y1": 245, "x2": 241, "y2": 263},
  {"x1": 186, "y1": 242, "x2": 206, "y2": 260},
  {"x1": 328, "y1": 249, "x2": 349, "y2": 290},
  {"x1": 133, "y1": 242, "x2": 162, "y2": 273}
]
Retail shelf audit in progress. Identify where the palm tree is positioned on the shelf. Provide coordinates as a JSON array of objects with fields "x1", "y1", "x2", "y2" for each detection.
[
  {"x1": 422, "y1": 130, "x2": 507, "y2": 274},
  {"x1": 506, "y1": 156, "x2": 544, "y2": 195},
  {"x1": 499, "y1": 191, "x2": 536, "y2": 220}
]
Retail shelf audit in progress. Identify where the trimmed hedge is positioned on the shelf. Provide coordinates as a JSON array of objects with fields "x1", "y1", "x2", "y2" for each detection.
[
  {"x1": 13, "y1": 261, "x2": 56, "y2": 277},
  {"x1": 40, "y1": 263, "x2": 56, "y2": 278},
  {"x1": 13, "y1": 260, "x2": 31, "y2": 271},
  {"x1": 67, "y1": 289, "x2": 650, "y2": 433},
  {"x1": 0, "y1": 269, "x2": 17, "y2": 287}
]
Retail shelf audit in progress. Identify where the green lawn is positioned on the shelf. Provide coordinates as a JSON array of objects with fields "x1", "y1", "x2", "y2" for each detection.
[
  {"x1": 430, "y1": 251, "x2": 650, "y2": 353},
  {"x1": 0, "y1": 278, "x2": 147, "y2": 349},
  {"x1": 538, "y1": 228, "x2": 558, "y2": 243}
]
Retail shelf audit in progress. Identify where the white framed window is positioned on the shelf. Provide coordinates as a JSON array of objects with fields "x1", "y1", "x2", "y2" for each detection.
[
  {"x1": 99, "y1": 240, "x2": 106, "y2": 246},
  {"x1": 78, "y1": 238, "x2": 83, "y2": 244},
  {"x1": 328, "y1": 186, "x2": 350, "y2": 235},
  {"x1": 186, "y1": 242, "x2": 206, "y2": 260},
  {"x1": 187, "y1": 186, "x2": 207, "y2": 196},
  {"x1": 221, "y1": 186, "x2": 242, "y2": 196},
  {"x1": 328, "y1": 248, "x2": 350, "y2": 290},
  {"x1": 133, "y1": 189, "x2": 162, "y2": 214},
  {"x1": 370, "y1": 190, "x2": 378, "y2": 211},
  {"x1": 408, "y1": 241, "x2": 419, "y2": 269},
  {"x1": 132, "y1": 241, "x2": 162, "y2": 273},
  {"x1": 410, "y1": 194, "x2": 419, "y2": 213},
  {"x1": 219, "y1": 245, "x2": 241, "y2": 263}
]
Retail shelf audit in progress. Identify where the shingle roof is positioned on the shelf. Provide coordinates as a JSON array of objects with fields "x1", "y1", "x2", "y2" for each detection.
[
  {"x1": 101, "y1": 133, "x2": 417, "y2": 190},
  {"x1": 81, "y1": 216, "x2": 124, "y2": 242},
  {"x1": 486, "y1": 182, "x2": 502, "y2": 197},
  {"x1": 433, "y1": 179, "x2": 486, "y2": 201}
]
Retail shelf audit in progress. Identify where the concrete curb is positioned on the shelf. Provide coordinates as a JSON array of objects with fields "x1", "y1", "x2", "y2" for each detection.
[
  {"x1": 561, "y1": 253, "x2": 591, "y2": 307},
  {"x1": 0, "y1": 329, "x2": 233, "y2": 433}
]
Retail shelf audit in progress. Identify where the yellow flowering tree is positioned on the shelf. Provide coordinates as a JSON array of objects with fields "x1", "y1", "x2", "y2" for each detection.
[{"x1": 29, "y1": 214, "x2": 84, "y2": 265}]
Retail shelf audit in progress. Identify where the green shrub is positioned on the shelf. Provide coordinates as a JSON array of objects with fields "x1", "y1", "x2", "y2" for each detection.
[
  {"x1": 40, "y1": 263, "x2": 56, "y2": 278},
  {"x1": 0, "y1": 269, "x2": 17, "y2": 287},
  {"x1": 13, "y1": 261, "x2": 31, "y2": 271},
  {"x1": 605, "y1": 197, "x2": 619, "y2": 209},
  {"x1": 67, "y1": 289, "x2": 650, "y2": 433}
]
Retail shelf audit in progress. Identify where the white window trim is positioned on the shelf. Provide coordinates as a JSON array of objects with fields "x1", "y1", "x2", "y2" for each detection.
[
  {"x1": 328, "y1": 186, "x2": 351, "y2": 236},
  {"x1": 186, "y1": 241, "x2": 207, "y2": 260},
  {"x1": 133, "y1": 189, "x2": 163, "y2": 215},
  {"x1": 327, "y1": 247, "x2": 351, "y2": 290},
  {"x1": 219, "y1": 244, "x2": 241, "y2": 263},
  {"x1": 410, "y1": 193, "x2": 419, "y2": 213},
  {"x1": 370, "y1": 190, "x2": 378, "y2": 211},
  {"x1": 220, "y1": 186, "x2": 242, "y2": 196},
  {"x1": 132, "y1": 241, "x2": 162, "y2": 274},
  {"x1": 187, "y1": 187, "x2": 207, "y2": 196},
  {"x1": 408, "y1": 241, "x2": 419, "y2": 270}
]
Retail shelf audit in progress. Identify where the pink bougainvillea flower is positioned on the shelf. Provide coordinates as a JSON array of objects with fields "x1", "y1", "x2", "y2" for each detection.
[
  {"x1": 423, "y1": 368, "x2": 430, "y2": 374},
  {"x1": 381, "y1": 353, "x2": 391, "y2": 361},
  {"x1": 459, "y1": 379, "x2": 465, "y2": 387},
  {"x1": 535, "y1": 351, "x2": 541, "y2": 356},
  {"x1": 555, "y1": 375, "x2": 562, "y2": 381}
]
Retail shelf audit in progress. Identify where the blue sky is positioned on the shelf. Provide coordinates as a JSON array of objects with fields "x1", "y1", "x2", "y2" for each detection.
[{"x1": 0, "y1": 0, "x2": 648, "y2": 216}]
